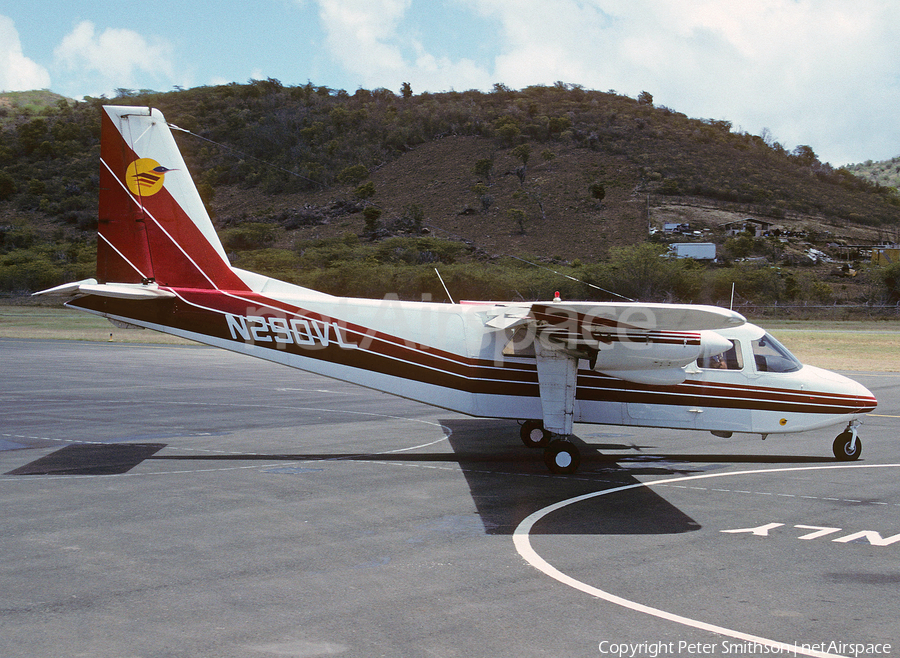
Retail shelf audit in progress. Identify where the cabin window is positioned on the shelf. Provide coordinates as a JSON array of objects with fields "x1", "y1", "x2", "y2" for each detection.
[
  {"x1": 752, "y1": 333, "x2": 802, "y2": 373},
  {"x1": 699, "y1": 340, "x2": 743, "y2": 370}
]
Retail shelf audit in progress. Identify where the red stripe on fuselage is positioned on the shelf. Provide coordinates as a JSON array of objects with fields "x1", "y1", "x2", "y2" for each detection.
[
  {"x1": 577, "y1": 371, "x2": 876, "y2": 415},
  {"x1": 69, "y1": 289, "x2": 876, "y2": 418}
]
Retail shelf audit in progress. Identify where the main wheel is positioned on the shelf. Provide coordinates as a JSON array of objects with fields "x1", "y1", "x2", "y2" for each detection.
[
  {"x1": 543, "y1": 439, "x2": 581, "y2": 474},
  {"x1": 520, "y1": 419, "x2": 551, "y2": 448},
  {"x1": 833, "y1": 431, "x2": 862, "y2": 461}
]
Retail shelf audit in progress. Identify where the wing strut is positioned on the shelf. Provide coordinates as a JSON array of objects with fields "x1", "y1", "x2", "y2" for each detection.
[{"x1": 534, "y1": 337, "x2": 578, "y2": 437}]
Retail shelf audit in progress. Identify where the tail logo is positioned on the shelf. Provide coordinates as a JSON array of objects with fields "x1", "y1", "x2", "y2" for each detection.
[{"x1": 125, "y1": 158, "x2": 175, "y2": 197}]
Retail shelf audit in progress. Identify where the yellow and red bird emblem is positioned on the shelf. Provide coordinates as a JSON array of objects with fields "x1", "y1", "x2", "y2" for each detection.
[{"x1": 125, "y1": 158, "x2": 175, "y2": 197}]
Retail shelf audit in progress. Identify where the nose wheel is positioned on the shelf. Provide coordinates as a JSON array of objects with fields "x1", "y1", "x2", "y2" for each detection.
[{"x1": 833, "y1": 424, "x2": 862, "y2": 461}]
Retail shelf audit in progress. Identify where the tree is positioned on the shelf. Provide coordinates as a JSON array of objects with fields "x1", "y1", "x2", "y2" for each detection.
[
  {"x1": 473, "y1": 158, "x2": 494, "y2": 185},
  {"x1": 589, "y1": 182, "x2": 606, "y2": 207},
  {"x1": 17, "y1": 118, "x2": 48, "y2": 154},
  {"x1": 472, "y1": 183, "x2": 494, "y2": 212},
  {"x1": 337, "y1": 164, "x2": 369, "y2": 185},
  {"x1": 511, "y1": 144, "x2": 531, "y2": 166},
  {"x1": 0, "y1": 171, "x2": 16, "y2": 200},
  {"x1": 496, "y1": 122, "x2": 520, "y2": 146},
  {"x1": 512, "y1": 144, "x2": 531, "y2": 185},
  {"x1": 792, "y1": 145, "x2": 819, "y2": 167},
  {"x1": 875, "y1": 261, "x2": 900, "y2": 303},
  {"x1": 354, "y1": 181, "x2": 376, "y2": 202},
  {"x1": 362, "y1": 206, "x2": 382, "y2": 235},
  {"x1": 605, "y1": 243, "x2": 686, "y2": 300},
  {"x1": 508, "y1": 209, "x2": 526, "y2": 234},
  {"x1": 400, "y1": 82, "x2": 413, "y2": 98},
  {"x1": 400, "y1": 203, "x2": 425, "y2": 233},
  {"x1": 637, "y1": 90, "x2": 653, "y2": 106}
]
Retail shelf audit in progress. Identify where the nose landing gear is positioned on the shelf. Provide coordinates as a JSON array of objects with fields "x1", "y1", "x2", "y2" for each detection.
[{"x1": 833, "y1": 421, "x2": 862, "y2": 461}]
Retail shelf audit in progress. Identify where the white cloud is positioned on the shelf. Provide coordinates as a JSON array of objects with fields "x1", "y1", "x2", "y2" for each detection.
[
  {"x1": 0, "y1": 15, "x2": 51, "y2": 91},
  {"x1": 311, "y1": 0, "x2": 492, "y2": 91},
  {"x1": 460, "y1": 0, "x2": 900, "y2": 163},
  {"x1": 52, "y1": 20, "x2": 177, "y2": 94},
  {"x1": 304, "y1": 0, "x2": 898, "y2": 161},
  {"x1": 315, "y1": 0, "x2": 409, "y2": 75}
]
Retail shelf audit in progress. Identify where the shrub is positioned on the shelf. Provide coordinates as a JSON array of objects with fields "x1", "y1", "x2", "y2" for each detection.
[
  {"x1": 219, "y1": 222, "x2": 278, "y2": 250},
  {"x1": 337, "y1": 164, "x2": 369, "y2": 185},
  {"x1": 0, "y1": 171, "x2": 16, "y2": 200}
]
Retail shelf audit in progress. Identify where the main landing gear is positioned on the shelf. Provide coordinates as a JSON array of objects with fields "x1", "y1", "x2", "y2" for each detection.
[
  {"x1": 519, "y1": 420, "x2": 581, "y2": 474},
  {"x1": 833, "y1": 421, "x2": 862, "y2": 461},
  {"x1": 520, "y1": 419, "x2": 551, "y2": 448}
]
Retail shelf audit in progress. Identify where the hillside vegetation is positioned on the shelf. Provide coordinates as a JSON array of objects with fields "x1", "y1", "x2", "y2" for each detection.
[
  {"x1": 2, "y1": 81, "x2": 900, "y2": 309},
  {"x1": 846, "y1": 156, "x2": 900, "y2": 190},
  {"x1": 0, "y1": 90, "x2": 73, "y2": 126}
]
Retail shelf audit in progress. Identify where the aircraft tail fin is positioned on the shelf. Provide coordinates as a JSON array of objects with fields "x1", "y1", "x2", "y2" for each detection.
[{"x1": 96, "y1": 105, "x2": 249, "y2": 292}]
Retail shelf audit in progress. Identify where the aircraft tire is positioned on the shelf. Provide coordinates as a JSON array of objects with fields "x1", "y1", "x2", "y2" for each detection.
[
  {"x1": 832, "y1": 431, "x2": 862, "y2": 461},
  {"x1": 521, "y1": 420, "x2": 551, "y2": 448},
  {"x1": 543, "y1": 439, "x2": 581, "y2": 474}
]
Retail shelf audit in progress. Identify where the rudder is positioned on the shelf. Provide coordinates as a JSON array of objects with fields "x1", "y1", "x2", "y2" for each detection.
[{"x1": 98, "y1": 106, "x2": 248, "y2": 291}]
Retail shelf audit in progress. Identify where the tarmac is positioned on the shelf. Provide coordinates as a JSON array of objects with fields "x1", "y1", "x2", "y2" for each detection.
[{"x1": 1, "y1": 338, "x2": 898, "y2": 658}]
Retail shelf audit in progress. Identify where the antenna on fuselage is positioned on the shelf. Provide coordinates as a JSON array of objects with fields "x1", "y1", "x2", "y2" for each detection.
[{"x1": 434, "y1": 268, "x2": 455, "y2": 304}]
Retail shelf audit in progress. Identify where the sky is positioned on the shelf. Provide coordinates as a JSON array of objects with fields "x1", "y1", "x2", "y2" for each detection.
[{"x1": 2, "y1": 0, "x2": 899, "y2": 166}]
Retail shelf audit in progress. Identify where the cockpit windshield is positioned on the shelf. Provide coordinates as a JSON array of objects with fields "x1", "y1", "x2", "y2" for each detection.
[{"x1": 752, "y1": 333, "x2": 802, "y2": 373}]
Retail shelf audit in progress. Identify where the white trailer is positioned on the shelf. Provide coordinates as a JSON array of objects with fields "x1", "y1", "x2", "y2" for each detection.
[{"x1": 668, "y1": 242, "x2": 716, "y2": 260}]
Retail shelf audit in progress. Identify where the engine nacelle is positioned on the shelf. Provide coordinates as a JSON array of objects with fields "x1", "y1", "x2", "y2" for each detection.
[{"x1": 592, "y1": 330, "x2": 731, "y2": 385}]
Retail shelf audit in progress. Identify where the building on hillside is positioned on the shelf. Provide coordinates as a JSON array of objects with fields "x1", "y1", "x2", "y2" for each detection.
[
  {"x1": 873, "y1": 245, "x2": 900, "y2": 266},
  {"x1": 663, "y1": 222, "x2": 691, "y2": 234},
  {"x1": 722, "y1": 218, "x2": 774, "y2": 237}
]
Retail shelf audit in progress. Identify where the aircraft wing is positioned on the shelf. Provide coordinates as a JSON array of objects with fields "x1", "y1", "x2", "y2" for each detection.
[
  {"x1": 485, "y1": 300, "x2": 743, "y2": 341},
  {"x1": 484, "y1": 300, "x2": 744, "y2": 387},
  {"x1": 528, "y1": 300, "x2": 744, "y2": 332},
  {"x1": 478, "y1": 300, "x2": 745, "y2": 437}
]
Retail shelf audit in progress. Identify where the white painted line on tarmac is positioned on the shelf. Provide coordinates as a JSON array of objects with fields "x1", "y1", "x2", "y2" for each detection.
[{"x1": 513, "y1": 463, "x2": 900, "y2": 658}]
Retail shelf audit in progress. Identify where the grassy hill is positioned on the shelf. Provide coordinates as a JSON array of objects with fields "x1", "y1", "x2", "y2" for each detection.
[
  {"x1": 2, "y1": 81, "x2": 900, "y2": 308},
  {"x1": 0, "y1": 90, "x2": 73, "y2": 125},
  {"x1": 845, "y1": 156, "x2": 900, "y2": 190}
]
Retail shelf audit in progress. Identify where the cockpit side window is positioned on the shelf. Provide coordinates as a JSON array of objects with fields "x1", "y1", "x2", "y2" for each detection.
[
  {"x1": 752, "y1": 333, "x2": 802, "y2": 373},
  {"x1": 699, "y1": 340, "x2": 743, "y2": 370}
]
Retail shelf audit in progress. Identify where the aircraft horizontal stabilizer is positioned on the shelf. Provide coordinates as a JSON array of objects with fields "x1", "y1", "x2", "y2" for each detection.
[
  {"x1": 78, "y1": 283, "x2": 177, "y2": 300},
  {"x1": 33, "y1": 280, "x2": 176, "y2": 300},
  {"x1": 32, "y1": 278, "x2": 99, "y2": 297}
]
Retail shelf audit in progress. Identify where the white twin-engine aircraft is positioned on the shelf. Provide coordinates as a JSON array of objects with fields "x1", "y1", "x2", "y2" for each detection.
[{"x1": 37, "y1": 106, "x2": 877, "y2": 474}]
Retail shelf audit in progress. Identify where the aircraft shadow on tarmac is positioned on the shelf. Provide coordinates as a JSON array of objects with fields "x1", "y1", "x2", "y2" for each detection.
[
  {"x1": 7, "y1": 418, "x2": 834, "y2": 537},
  {"x1": 6, "y1": 443, "x2": 167, "y2": 476},
  {"x1": 438, "y1": 418, "x2": 835, "y2": 536}
]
